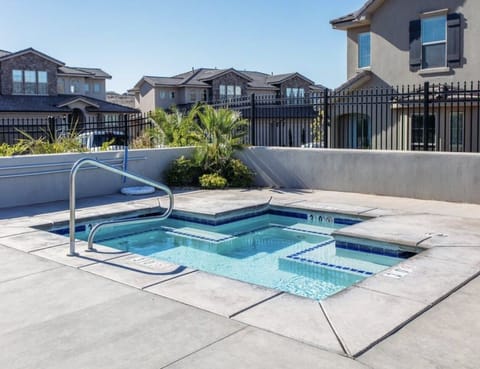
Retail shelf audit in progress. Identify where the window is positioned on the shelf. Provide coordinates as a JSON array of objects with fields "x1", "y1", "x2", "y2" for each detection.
[
  {"x1": 170, "y1": 91, "x2": 175, "y2": 99},
  {"x1": 219, "y1": 85, "x2": 226, "y2": 98},
  {"x1": 12, "y1": 70, "x2": 48, "y2": 95},
  {"x1": 38, "y1": 71, "x2": 47, "y2": 95},
  {"x1": 94, "y1": 83, "x2": 101, "y2": 93},
  {"x1": 220, "y1": 84, "x2": 241, "y2": 99},
  {"x1": 411, "y1": 115, "x2": 436, "y2": 150},
  {"x1": 159, "y1": 90, "x2": 166, "y2": 99},
  {"x1": 358, "y1": 32, "x2": 371, "y2": 68},
  {"x1": 189, "y1": 91, "x2": 196, "y2": 102},
  {"x1": 84, "y1": 83, "x2": 90, "y2": 94},
  {"x1": 12, "y1": 70, "x2": 23, "y2": 94},
  {"x1": 421, "y1": 15, "x2": 446, "y2": 68},
  {"x1": 286, "y1": 87, "x2": 305, "y2": 104},
  {"x1": 450, "y1": 111, "x2": 464, "y2": 151},
  {"x1": 24, "y1": 70, "x2": 37, "y2": 94},
  {"x1": 70, "y1": 80, "x2": 80, "y2": 94},
  {"x1": 344, "y1": 114, "x2": 371, "y2": 149},
  {"x1": 409, "y1": 13, "x2": 461, "y2": 71},
  {"x1": 202, "y1": 89, "x2": 208, "y2": 101}
]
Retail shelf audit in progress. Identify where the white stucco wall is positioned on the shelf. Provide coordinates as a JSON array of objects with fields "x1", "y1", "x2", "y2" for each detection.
[
  {"x1": 1, "y1": 147, "x2": 478, "y2": 208},
  {"x1": 0, "y1": 147, "x2": 194, "y2": 209},
  {"x1": 236, "y1": 147, "x2": 480, "y2": 204}
]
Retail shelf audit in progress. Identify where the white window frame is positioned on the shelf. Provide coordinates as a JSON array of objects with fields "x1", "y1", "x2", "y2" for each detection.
[
  {"x1": 421, "y1": 15, "x2": 447, "y2": 69},
  {"x1": 358, "y1": 32, "x2": 371, "y2": 69}
]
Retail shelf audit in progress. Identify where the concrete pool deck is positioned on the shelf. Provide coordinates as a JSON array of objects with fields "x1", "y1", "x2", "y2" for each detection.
[{"x1": 0, "y1": 188, "x2": 479, "y2": 368}]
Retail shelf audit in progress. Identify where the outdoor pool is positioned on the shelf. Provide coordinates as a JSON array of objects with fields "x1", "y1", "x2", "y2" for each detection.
[{"x1": 55, "y1": 207, "x2": 417, "y2": 300}]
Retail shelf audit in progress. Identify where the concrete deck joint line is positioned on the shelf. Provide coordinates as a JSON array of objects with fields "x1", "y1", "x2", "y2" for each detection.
[
  {"x1": 318, "y1": 300, "x2": 352, "y2": 358},
  {"x1": 354, "y1": 271, "x2": 480, "y2": 358},
  {"x1": 141, "y1": 270, "x2": 199, "y2": 290},
  {"x1": 228, "y1": 291, "x2": 284, "y2": 318},
  {"x1": 0, "y1": 264, "x2": 63, "y2": 285},
  {"x1": 356, "y1": 207, "x2": 377, "y2": 215},
  {"x1": 159, "y1": 325, "x2": 249, "y2": 369}
]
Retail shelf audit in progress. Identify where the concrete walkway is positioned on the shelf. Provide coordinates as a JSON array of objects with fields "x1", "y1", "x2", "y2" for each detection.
[{"x1": 0, "y1": 188, "x2": 479, "y2": 368}]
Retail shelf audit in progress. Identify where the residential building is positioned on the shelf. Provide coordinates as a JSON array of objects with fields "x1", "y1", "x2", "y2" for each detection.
[
  {"x1": 330, "y1": 0, "x2": 479, "y2": 151},
  {"x1": 0, "y1": 48, "x2": 137, "y2": 142},
  {"x1": 106, "y1": 91, "x2": 136, "y2": 109},
  {"x1": 130, "y1": 68, "x2": 320, "y2": 113}
]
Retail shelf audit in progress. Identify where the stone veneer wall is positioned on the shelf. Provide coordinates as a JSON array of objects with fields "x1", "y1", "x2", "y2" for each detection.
[
  {"x1": 278, "y1": 76, "x2": 313, "y2": 97},
  {"x1": 0, "y1": 53, "x2": 58, "y2": 95},
  {"x1": 210, "y1": 72, "x2": 250, "y2": 101}
]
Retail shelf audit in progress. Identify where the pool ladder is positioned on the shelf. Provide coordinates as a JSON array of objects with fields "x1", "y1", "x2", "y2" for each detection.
[{"x1": 68, "y1": 158, "x2": 174, "y2": 256}]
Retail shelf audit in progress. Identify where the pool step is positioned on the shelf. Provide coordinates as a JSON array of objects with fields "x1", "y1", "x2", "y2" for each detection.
[
  {"x1": 164, "y1": 227, "x2": 235, "y2": 243},
  {"x1": 281, "y1": 223, "x2": 335, "y2": 235},
  {"x1": 279, "y1": 240, "x2": 394, "y2": 280}
]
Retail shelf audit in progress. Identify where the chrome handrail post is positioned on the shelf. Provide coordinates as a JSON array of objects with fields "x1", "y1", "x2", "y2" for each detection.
[{"x1": 68, "y1": 157, "x2": 174, "y2": 257}]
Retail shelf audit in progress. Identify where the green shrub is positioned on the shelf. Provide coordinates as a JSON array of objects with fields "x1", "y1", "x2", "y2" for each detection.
[
  {"x1": 199, "y1": 173, "x2": 228, "y2": 189},
  {"x1": 222, "y1": 158, "x2": 254, "y2": 187},
  {"x1": 165, "y1": 156, "x2": 202, "y2": 186}
]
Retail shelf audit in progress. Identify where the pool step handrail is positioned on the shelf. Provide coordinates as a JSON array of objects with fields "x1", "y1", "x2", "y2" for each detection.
[{"x1": 68, "y1": 157, "x2": 174, "y2": 256}]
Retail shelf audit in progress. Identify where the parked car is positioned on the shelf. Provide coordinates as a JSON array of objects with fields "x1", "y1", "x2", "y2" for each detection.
[{"x1": 78, "y1": 131, "x2": 126, "y2": 151}]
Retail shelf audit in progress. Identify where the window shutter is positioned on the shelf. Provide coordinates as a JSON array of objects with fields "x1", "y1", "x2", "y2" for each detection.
[
  {"x1": 447, "y1": 13, "x2": 462, "y2": 66},
  {"x1": 409, "y1": 20, "x2": 421, "y2": 71}
]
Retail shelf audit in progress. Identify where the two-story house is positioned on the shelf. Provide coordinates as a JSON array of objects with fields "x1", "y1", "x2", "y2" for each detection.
[
  {"x1": 0, "y1": 48, "x2": 137, "y2": 142},
  {"x1": 131, "y1": 68, "x2": 322, "y2": 147},
  {"x1": 130, "y1": 68, "x2": 318, "y2": 113},
  {"x1": 330, "y1": 0, "x2": 478, "y2": 152}
]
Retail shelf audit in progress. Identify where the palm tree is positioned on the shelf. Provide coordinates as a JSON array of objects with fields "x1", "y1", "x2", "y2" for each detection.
[
  {"x1": 193, "y1": 105, "x2": 249, "y2": 173},
  {"x1": 149, "y1": 105, "x2": 200, "y2": 147}
]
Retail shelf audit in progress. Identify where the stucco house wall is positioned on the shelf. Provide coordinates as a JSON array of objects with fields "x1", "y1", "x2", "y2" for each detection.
[{"x1": 344, "y1": 0, "x2": 476, "y2": 87}]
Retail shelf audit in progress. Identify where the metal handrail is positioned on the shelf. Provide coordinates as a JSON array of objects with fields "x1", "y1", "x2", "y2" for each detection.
[{"x1": 68, "y1": 158, "x2": 174, "y2": 256}]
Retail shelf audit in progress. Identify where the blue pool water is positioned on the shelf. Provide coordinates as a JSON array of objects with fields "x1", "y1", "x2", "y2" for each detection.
[{"x1": 65, "y1": 210, "x2": 415, "y2": 300}]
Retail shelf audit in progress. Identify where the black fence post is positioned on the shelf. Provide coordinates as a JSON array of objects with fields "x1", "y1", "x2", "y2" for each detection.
[
  {"x1": 423, "y1": 81, "x2": 430, "y2": 151},
  {"x1": 250, "y1": 93, "x2": 256, "y2": 145},
  {"x1": 323, "y1": 88, "x2": 329, "y2": 148},
  {"x1": 124, "y1": 114, "x2": 129, "y2": 146},
  {"x1": 48, "y1": 116, "x2": 56, "y2": 143}
]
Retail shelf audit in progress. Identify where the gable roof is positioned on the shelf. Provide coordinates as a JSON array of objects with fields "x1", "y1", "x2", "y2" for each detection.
[
  {"x1": 58, "y1": 66, "x2": 112, "y2": 79},
  {"x1": 0, "y1": 47, "x2": 65, "y2": 65},
  {"x1": 0, "y1": 49, "x2": 11, "y2": 58},
  {"x1": 57, "y1": 96, "x2": 100, "y2": 109},
  {"x1": 133, "y1": 68, "x2": 315, "y2": 91},
  {"x1": 330, "y1": 0, "x2": 386, "y2": 30},
  {"x1": 0, "y1": 94, "x2": 138, "y2": 113},
  {"x1": 266, "y1": 72, "x2": 315, "y2": 85},
  {"x1": 335, "y1": 70, "x2": 372, "y2": 92},
  {"x1": 198, "y1": 68, "x2": 253, "y2": 82}
]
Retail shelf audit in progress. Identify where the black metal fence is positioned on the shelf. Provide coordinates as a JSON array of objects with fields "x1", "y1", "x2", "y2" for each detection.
[
  {"x1": 2, "y1": 81, "x2": 480, "y2": 153},
  {"x1": 0, "y1": 113, "x2": 151, "y2": 146},
  {"x1": 211, "y1": 81, "x2": 480, "y2": 153}
]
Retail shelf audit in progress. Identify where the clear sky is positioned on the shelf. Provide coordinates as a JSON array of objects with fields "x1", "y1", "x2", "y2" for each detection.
[{"x1": 1, "y1": 0, "x2": 366, "y2": 93}]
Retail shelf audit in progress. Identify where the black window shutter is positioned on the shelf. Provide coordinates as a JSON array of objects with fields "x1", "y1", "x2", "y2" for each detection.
[
  {"x1": 447, "y1": 13, "x2": 462, "y2": 66},
  {"x1": 409, "y1": 20, "x2": 421, "y2": 71}
]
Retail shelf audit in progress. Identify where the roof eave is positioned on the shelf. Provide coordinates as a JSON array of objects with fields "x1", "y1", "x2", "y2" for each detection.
[{"x1": 331, "y1": 17, "x2": 371, "y2": 30}]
